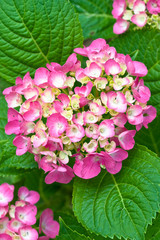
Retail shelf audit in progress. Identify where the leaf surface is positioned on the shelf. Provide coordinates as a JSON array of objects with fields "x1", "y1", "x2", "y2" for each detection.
[
  {"x1": 73, "y1": 145, "x2": 160, "y2": 240},
  {"x1": 70, "y1": 0, "x2": 115, "y2": 39},
  {"x1": 0, "y1": 0, "x2": 83, "y2": 83}
]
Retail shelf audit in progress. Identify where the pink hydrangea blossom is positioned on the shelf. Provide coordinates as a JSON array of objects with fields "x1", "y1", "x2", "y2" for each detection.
[
  {"x1": 3, "y1": 38, "x2": 156, "y2": 182},
  {"x1": 0, "y1": 183, "x2": 60, "y2": 239},
  {"x1": 112, "y1": 0, "x2": 160, "y2": 34}
]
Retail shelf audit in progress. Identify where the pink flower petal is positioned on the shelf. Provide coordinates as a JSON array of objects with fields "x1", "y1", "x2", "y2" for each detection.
[
  {"x1": 18, "y1": 187, "x2": 40, "y2": 205},
  {"x1": 105, "y1": 59, "x2": 122, "y2": 75},
  {"x1": 34, "y1": 67, "x2": 49, "y2": 87},
  {"x1": 15, "y1": 205, "x2": 37, "y2": 225},
  {"x1": 131, "y1": 12, "x2": 147, "y2": 27},
  {"x1": 39, "y1": 209, "x2": 60, "y2": 238},
  {"x1": 113, "y1": 19, "x2": 129, "y2": 34},
  {"x1": 19, "y1": 226, "x2": 38, "y2": 240},
  {"x1": 0, "y1": 183, "x2": 14, "y2": 207}
]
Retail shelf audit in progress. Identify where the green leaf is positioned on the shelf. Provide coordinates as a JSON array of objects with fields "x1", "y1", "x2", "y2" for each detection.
[
  {"x1": 55, "y1": 213, "x2": 111, "y2": 240},
  {"x1": 0, "y1": 96, "x2": 8, "y2": 140},
  {"x1": 56, "y1": 217, "x2": 91, "y2": 240},
  {"x1": 134, "y1": 117, "x2": 160, "y2": 156},
  {"x1": 70, "y1": 0, "x2": 115, "y2": 39},
  {"x1": 145, "y1": 213, "x2": 160, "y2": 240},
  {"x1": 73, "y1": 145, "x2": 160, "y2": 240},
  {"x1": 0, "y1": 0, "x2": 83, "y2": 84},
  {"x1": 0, "y1": 139, "x2": 37, "y2": 170},
  {"x1": 0, "y1": 78, "x2": 12, "y2": 96},
  {"x1": 110, "y1": 28, "x2": 160, "y2": 114}
]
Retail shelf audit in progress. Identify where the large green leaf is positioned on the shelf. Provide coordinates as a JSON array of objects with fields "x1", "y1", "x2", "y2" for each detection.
[
  {"x1": 0, "y1": 0, "x2": 83, "y2": 84},
  {"x1": 70, "y1": 0, "x2": 115, "y2": 39},
  {"x1": 110, "y1": 28, "x2": 160, "y2": 114},
  {"x1": 73, "y1": 145, "x2": 160, "y2": 240}
]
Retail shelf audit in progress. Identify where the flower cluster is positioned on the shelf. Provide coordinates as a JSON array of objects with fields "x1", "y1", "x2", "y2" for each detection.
[
  {"x1": 0, "y1": 183, "x2": 59, "y2": 240},
  {"x1": 112, "y1": 0, "x2": 160, "y2": 34},
  {"x1": 3, "y1": 38, "x2": 156, "y2": 183}
]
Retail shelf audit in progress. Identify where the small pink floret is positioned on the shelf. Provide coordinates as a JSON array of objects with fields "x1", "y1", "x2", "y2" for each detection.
[
  {"x1": 34, "y1": 67, "x2": 49, "y2": 87},
  {"x1": 39, "y1": 209, "x2": 60, "y2": 238},
  {"x1": 105, "y1": 59, "x2": 122, "y2": 75},
  {"x1": 15, "y1": 205, "x2": 37, "y2": 225},
  {"x1": 45, "y1": 164, "x2": 74, "y2": 184},
  {"x1": 46, "y1": 113, "x2": 68, "y2": 138},
  {"x1": 113, "y1": 19, "x2": 130, "y2": 34},
  {"x1": 0, "y1": 183, "x2": 14, "y2": 207},
  {"x1": 19, "y1": 226, "x2": 39, "y2": 240},
  {"x1": 18, "y1": 187, "x2": 40, "y2": 205}
]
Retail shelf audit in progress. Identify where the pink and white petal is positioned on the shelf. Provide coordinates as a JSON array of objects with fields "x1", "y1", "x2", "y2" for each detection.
[
  {"x1": 58, "y1": 93, "x2": 70, "y2": 107},
  {"x1": 39, "y1": 208, "x2": 60, "y2": 238},
  {"x1": 23, "y1": 101, "x2": 42, "y2": 121},
  {"x1": 84, "y1": 62, "x2": 102, "y2": 78},
  {"x1": 15, "y1": 205, "x2": 37, "y2": 225},
  {"x1": 49, "y1": 71, "x2": 66, "y2": 88},
  {"x1": 23, "y1": 87, "x2": 39, "y2": 101},
  {"x1": 5, "y1": 92, "x2": 22, "y2": 108},
  {"x1": 34, "y1": 67, "x2": 49, "y2": 87},
  {"x1": 5, "y1": 120, "x2": 21, "y2": 135},
  {"x1": 119, "y1": 130, "x2": 136, "y2": 150},
  {"x1": 105, "y1": 59, "x2": 122, "y2": 75},
  {"x1": 0, "y1": 183, "x2": 14, "y2": 207},
  {"x1": 18, "y1": 187, "x2": 40, "y2": 205},
  {"x1": 133, "y1": 0, "x2": 146, "y2": 14},
  {"x1": 41, "y1": 88, "x2": 55, "y2": 103},
  {"x1": 0, "y1": 217, "x2": 9, "y2": 234},
  {"x1": 113, "y1": 19, "x2": 129, "y2": 34},
  {"x1": 19, "y1": 226, "x2": 38, "y2": 240},
  {"x1": 131, "y1": 13, "x2": 147, "y2": 27},
  {"x1": 0, "y1": 206, "x2": 8, "y2": 218},
  {"x1": 8, "y1": 218, "x2": 25, "y2": 233},
  {"x1": 109, "y1": 148, "x2": 128, "y2": 162}
]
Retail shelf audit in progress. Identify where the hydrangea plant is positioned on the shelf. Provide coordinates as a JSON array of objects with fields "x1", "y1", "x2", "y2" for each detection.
[{"x1": 0, "y1": 0, "x2": 159, "y2": 240}]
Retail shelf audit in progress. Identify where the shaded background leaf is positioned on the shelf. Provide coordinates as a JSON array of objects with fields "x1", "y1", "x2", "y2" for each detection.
[
  {"x1": 110, "y1": 28, "x2": 160, "y2": 114},
  {"x1": 70, "y1": 0, "x2": 115, "y2": 39}
]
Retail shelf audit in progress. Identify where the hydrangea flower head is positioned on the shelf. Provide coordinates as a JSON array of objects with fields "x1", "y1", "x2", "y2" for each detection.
[
  {"x1": 112, "y1": 0, "x2": 160, "y2": 34},
  {"x1": 0, "y1": 183, "x2": 59, "y2": 239},
  {"x1": 3, "y1": 38, "x2": 156, "y2": 183}
]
